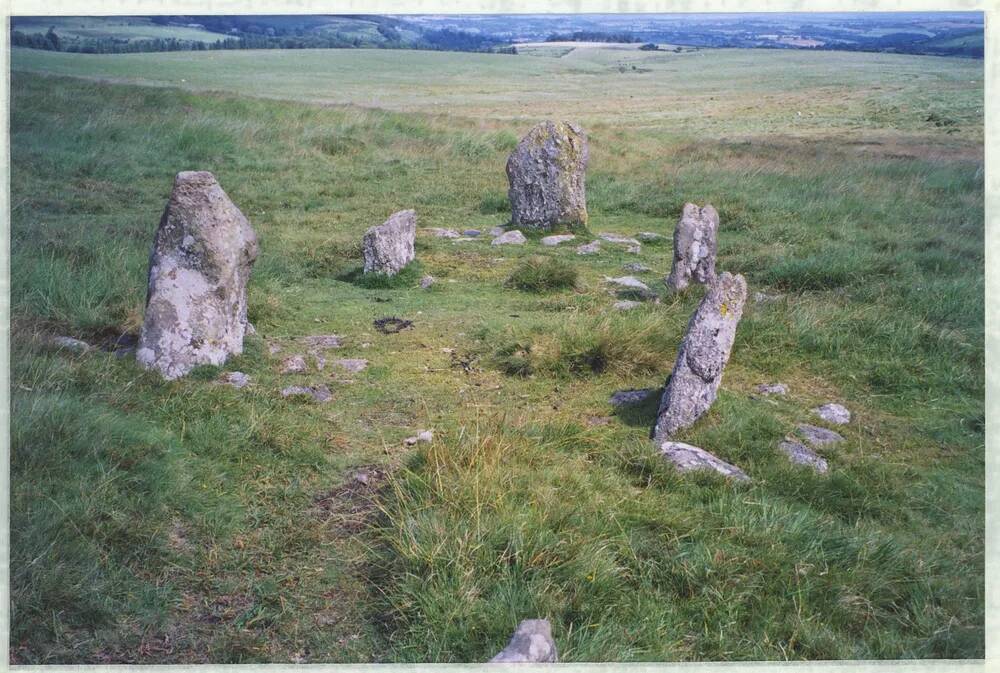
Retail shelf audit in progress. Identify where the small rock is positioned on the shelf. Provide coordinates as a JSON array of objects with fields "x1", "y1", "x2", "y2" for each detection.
[
  {"x1": 491, "y1": 230, "x2": 528, "y2": 246},
  {"x1": 463, "y1": 229, "x2": 482, "y2": 237},
  {"x1": 281, "y1": 384, "x2": 333, "y2": 403},
  {"x1": 332, "y1": 359, "x2": 368, "y2": 374},
  {"x1": 540, "y1": 234, "x2": 576, "y2": 246},
  {"x1": 598, "y1": 232, "x2": 641, "y2": 246},
  {"x1": 625, "y1": 244, "x2": 642, "y2": 254},
  {"x1": 779, "y1": 440, "x2": 829, "y2": 474},
  {"x1": 280, "y1": 355, "x2": 308, "y2": 374},
  {"x1": 586, "y1": 415, "x2": 612, "y2": 427},
  {"x1": 637, "y1": 232, "x2": 663, "y2": 242},
  {"x1": 754, "y1": 383, "x2": 788, "y2": 396},
  {"x1": 404, "y1": 430, "x2": 434, "y2": 446},
  {"x1": 221, "y1": 371, "x2": 251, "y2": 388},
  {"x1": 420, "y1": 275, "x2": 435, "y2": 289},
  {"x1": 614, "y1": 300, "x2": 642, "y2": 311},
  {"x1": 622, "y1": 262, "x2": 652, "y2": 273},
  {"x1": 754, "y1": 291, "x2": 783, "y2": 305},
  {"x1": 427, "y1": 227, "x2": 460, "y2": 238},
  {"x1": 48, "y1": 335, "x2": 91, "y2": 353},
  {"x1": 604, "y1": 276, "x2": 650, "y2": 291},
  {"x1": 576, "y1": 241, "x2": 601, "y2": 255},
  {"x1": 609, "y1": 388, "x2": 657, "y2": 407},
  {"x1": 659, "y1": 441, "x2": 750, "y2": 481},
  {"x1": 489, "y1": 226, "x2": 506, "y2": 237},
  {"x1": 796, "y1": 423, "x2": 845, "y2": 448},
  {"x1": 814, "y1": 403, "x2": 850, "y2": 425},
  {"x1": 268, "y1": 342, "x2": 283, "y2": 355},
  {"x1": 489, "y1": 619, "x2": 558, "y2": 663},
  {"x1": 302, "y1": 335, "x2": 342, "y2": 350}
]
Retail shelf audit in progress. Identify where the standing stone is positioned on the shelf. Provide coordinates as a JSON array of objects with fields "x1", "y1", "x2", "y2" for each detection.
[
  {"x1": 489, "y1": 619, "x2": 558, "y2": 663},
  {"x1": 137, "y1": 171, "x2": 258, "y2": 380},
  {"x1": 652, "y1": 272, "x2": 747, "y2": 442},
  {"x1": 665, "y1": 203, "x2": 719, "y2": 292},
  {"x1": 506, "y1": 121, "x2": 588, "y2": 230},
  {"x1": 363, "y1": 210, "x2": 416, "y2": 276}
]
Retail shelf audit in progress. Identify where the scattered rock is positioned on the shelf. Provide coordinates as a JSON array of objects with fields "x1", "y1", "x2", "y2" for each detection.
[
  {"x1": 541, "y1": 234, "x2": 576, "y2": 246},
  {"x1": 362, "y1": 209, "x2": 416, "y2": 276},
  {"x1": 610, "y1": 388, "x2": 658, "y2": 407},
  {"x1": 779, "y1": 440, "x2": 829, "y2": 474},
  {"x1": 489, "y1": 619, "x2": 558, "y2": 663},
  {"x1": 463, "y1": 229, "x2": 482, "y2": 237},
  {"x1": 598, "y1": 232, "x2": 641, "y2": 246},
  {"x1": 614, "y1": 300, "x2": 643, "y2": 311},
  {"x1": 137, "y1": 171, "x2": 258, "y2": 380},
  {"x1": 604, "y1": 276, "x2": 650, "y2": 291},
  {"x1": 652, "y1": 272, "x2": 747, "y2": 442},
  {"x1": 48, "y1": 335, "x2": 91, "y2": 353},
  {"x1": 753, "y1": 291, "x2": 783, "y2": 305},
  {"x1": 658, "y1": 441, "x2": 750, "y2": 481},
  {"x1": 814, "y1": 403, "x2": 850, "y2": 425},
  {"x1": 221, "y1": 371, "x2": 251, "y2": 388},
  {"x1": 489, "y1": 226, "x2": 506, "y2": 237},
  {"x1": 576, "y1": 241, "x2": 601, "y2": 255},
  {"x1": 796, "y1": 423, "x2": 845, "y2": 448},
  {"x1": 637, "y1": 232, "x2": 663, "y2": 242},
  {"x1": 491, "y1": 230, "x2": 528, "y2": 246},
  {"x1": 332, "y1": 359, "x2": 368, "y2": 374},
  {"x1": 506, "y1": 120, "x2": 588, "y2": 230},
  {"x1": 625, "y1": 244, "x2": 642, "y2": 254},
  {"x1": 302, "y1": 334, "x2": 343, "y2": 350},
  {"x1": 281, "y1": 384, "x2": 333, "y2": 403},
  {"x1": 665, "y1": 203, "x2": 718, "y2": 292},
  {"x1": 426, "y1": 227, "x2": 460, "y2": 238},
  {"x1": 420, "y1": 275, "x2": 435, "y2": 289},
  {"x1": 404, "y1": 430, "x2": 434, "y2": 446},
  {"x1": 622, "y1": 262, "x2": 652, "y2": 273},
  {"x1": 280, "y1": 355, "x2": 308, "y2": 374},
  {"x1": 754, "y1": 383, "x2": 788, "y2": 396}
]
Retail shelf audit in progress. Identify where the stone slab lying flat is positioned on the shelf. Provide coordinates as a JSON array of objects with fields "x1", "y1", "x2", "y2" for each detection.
[
  {"x1": 779, "y1": 440, "x2": 829, "y2": 474},
  {"x1": 814, "y1": 402, "x2": 850, "y2": 424},
  {"x1": 796, "y1": 423, "x2": 845, "y2": 447},
  {"x1": 659, "y1": 441, "x2": 750, "y2": 482}
]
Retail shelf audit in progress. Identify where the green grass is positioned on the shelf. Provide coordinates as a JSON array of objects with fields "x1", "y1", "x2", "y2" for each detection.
[
  {"x1": 12, "y1": 16, "x2": 224, "y2": 44},
  {"x1": 9, "y1": 44, "x2": 984, "y2": 664},
  {"x1": 505, "y1": 255, "x2": 579, "y2": 292}
]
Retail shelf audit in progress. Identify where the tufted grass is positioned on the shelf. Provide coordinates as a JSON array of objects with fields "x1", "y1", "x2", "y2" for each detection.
[{"x1": 9, "y1": 44, "x2": 983, "y2": 665}]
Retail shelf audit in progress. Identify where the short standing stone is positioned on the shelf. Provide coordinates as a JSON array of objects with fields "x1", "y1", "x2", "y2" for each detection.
[
  {"x1": 541, "y1": 234, "x2": 576, "y2": 246},
  {"x1": 652, "y1": 272, "x2": 747, "y2": 442},
  {"x1": 576, "y1": 241, "x2": 601, "y2": 255},
  {"x1": 420, "y1": 275, "x2": 435, "y2": 289},
  {"x1": 489, "y1": 619, "x2": 558, "y2": 663},
  {"x1": 796, "y1": 423, "x2": 844, "y2": 448},
  {"x1": 137, "y1": 171, "x2": 258, "y2": 380},
  {"x1": 665, "y1": 203, "x2": 718, "y2": 292},
  {"x1": 814, "y1": 403, "x2": 850, "y2": 424},
  {"x1": 779, "y1": 440, "x2": 829, "y2": 474},
  {"x1": 755, "y1": 383, "x2": 788, "y2": 396},
  {"x1": 506, "y1": 120, "x2": 588, "y2": 230},
  {"x1": 363, "y1": 210, "x2": 416, "y2": 276},
  {"x1": 659, "y1": 442, "x2": 750, "y2": 481},
  {"x1": 491, "y1": 230, "x2": 527, "y2": 246}
]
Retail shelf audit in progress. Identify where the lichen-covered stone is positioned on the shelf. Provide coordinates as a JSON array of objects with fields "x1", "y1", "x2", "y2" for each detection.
[
  {"x1": 796, "y1": 423, "x2": 845, "y2": 447},
  {"x1": 755, "y1": 383, "x2": 788, "y2": 396},
  {"x1": 506, "y1": 121, "x2": 588, "y2": 230},
  {"x1": 137, "y1": 171, "x2": 258, "y2": 380},
  {"x1": 489, "y1": 619, "x2": 558, "y2": 663},
  {"x1": 659, "y1": 441, "x2": 750, "y2": 481},
  {"x1": 491, "y1": 230, "x2": 527, "y2": 246},
  {"x1": 576, "y1": 241, "x2": 601, "y2": 255},
  {"x1": 779, "y1": 440, "x2": 829, "y2": 474},
  {"x1": 814, "y1": 402, "x2": 851, "y2": 424},
  {"x1": 652, "y1": 272, "x2": 747, "y2": 442},
  {"x1": 665, "y1": 203, "x2": 718, "y2": 292},
  {"x1": 363, "y1": 210, "x2": 416, "y2": 276}
]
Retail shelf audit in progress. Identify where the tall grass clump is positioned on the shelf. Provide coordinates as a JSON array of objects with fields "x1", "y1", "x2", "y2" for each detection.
[{"x1": 505, "y1": 255, "x2": 578, "y2": 293}]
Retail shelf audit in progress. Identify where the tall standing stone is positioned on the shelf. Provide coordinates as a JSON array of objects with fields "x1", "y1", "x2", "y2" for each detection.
[
  {"x1": 137, "y1": 171, "x2": 258, "y2": 380},
  {"x1": 652, "y1": 272, "x2": 747, "y2": 443},
  {"x1": 506, "y1": 121, "x2": 588, "y2": 230},
  {"x1": 665, "y1": 203, "x2": 718, "y2": 292},
  {"x1": 363, "y1": 210, "x2": 416, "y2": 276}
]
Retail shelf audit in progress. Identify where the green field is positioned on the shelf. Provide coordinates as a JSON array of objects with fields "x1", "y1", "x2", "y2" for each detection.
[
  {"x1": 9, "y1": 46, "x2": 984, "y2": 663},
  {"x1": 11, "y1": 17, "x2": 224, "y2": 44}
]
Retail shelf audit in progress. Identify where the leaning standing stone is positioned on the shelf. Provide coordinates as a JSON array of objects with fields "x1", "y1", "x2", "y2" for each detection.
[
  {"x1": 652, "y1": 272, "x2": 747, "y2": 442},
  {"x1": 665, "y1": 203, "x2": 719, "y2": 292},
  {"x1": 489, "y1": 619, "x2": 558, "y2": 663},
  {"x1": 363, "y1": 210, "x2": 416, "y2": 276},
  {"x1": 506, "y1": 121, "x2": 588, "y2": 230},
  {"x1": 137, "y1": 171, "x2": 258, "y2": 380}
]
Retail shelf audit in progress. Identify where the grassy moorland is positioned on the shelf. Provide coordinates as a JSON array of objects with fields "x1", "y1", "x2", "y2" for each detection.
[{"x1": 9, "y1": 46, "x2": 984, "y2": 663}]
